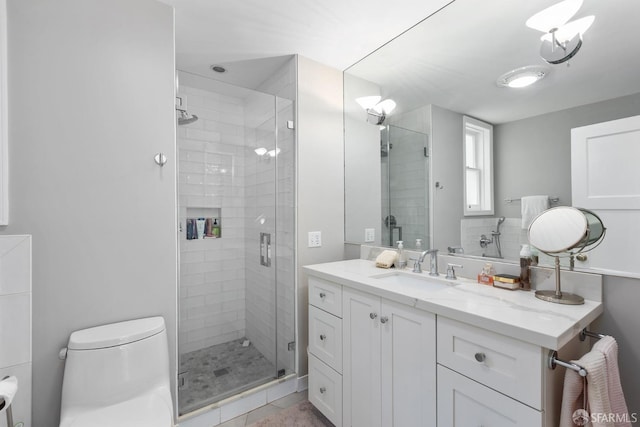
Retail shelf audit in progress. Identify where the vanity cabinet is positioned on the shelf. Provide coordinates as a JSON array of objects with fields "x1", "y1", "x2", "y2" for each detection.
[
  {"x1": 308, "y1": 277, "x2": 343, "y2": 426},
  {"x1": 437, "y1": 366, "x2": 542, "y2": 426},
  {"x1": 342, "y1": 287, "x2": 436, "y2": 427},
  {"x1": 437, "y1": 317, "x2": 545, "y2": 426},
  {"x1": 306, "y1": 262, "x2": 596, "y2": 427}
]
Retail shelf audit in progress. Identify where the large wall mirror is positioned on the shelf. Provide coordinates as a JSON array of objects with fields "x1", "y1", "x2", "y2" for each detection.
[{"x1": 344, "y1": 0, "x2": 640, "y2": 265}]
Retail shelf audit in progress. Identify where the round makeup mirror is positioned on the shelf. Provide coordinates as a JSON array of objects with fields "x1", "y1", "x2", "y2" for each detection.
[{"x1": 528, "y1": 207, "x2": 606, "y2": 304}]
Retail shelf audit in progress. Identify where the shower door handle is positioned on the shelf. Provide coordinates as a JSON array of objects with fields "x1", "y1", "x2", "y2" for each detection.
[{"x1": 260, "y1": 232, "x2": 272, "y2": 267}]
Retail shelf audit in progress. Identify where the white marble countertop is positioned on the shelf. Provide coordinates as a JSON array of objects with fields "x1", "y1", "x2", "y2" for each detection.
[{"x1": 304, "y1": 259, "x2": 603, "y2": 350}]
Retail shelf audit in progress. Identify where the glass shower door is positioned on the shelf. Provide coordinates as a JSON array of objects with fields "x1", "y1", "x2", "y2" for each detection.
[
  {"x1": 176, "y1": 73, "x2": 295, "y2": 415},
  {"x1": 381, "y1": 125, "x2": 430, "y2": 248}
]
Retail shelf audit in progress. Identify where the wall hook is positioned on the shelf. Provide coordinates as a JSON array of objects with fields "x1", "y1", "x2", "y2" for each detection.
[{"x1": 154, "y1": 153, "x2": 167, "y2": 167}]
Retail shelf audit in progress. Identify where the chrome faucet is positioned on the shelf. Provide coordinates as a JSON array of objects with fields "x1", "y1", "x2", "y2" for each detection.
[{"x1": 412, "y1": 249, "x2": 439, "y2": 276}]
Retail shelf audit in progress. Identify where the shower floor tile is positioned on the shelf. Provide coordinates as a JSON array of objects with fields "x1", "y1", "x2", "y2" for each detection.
[{"x1": 179, "y1": 338, "x2": 276, "y2": 415}]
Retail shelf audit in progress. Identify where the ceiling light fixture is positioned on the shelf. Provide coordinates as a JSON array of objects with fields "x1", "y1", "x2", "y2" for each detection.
[
  {"x1": 497, "y1": 66, "x2": 548, "y2": 88},
  {"x1": 356, "y1": 96, "x2": 397, "y2": 125},
  {"x1": 526, "y1": 0, "x2": 595, "y2": 65}
]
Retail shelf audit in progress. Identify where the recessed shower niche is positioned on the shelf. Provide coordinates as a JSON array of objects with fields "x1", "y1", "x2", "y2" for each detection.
[
  {"x1": 176, "y1": 68, "x2": 296, "y2": 415},
  {"x1": 184, "y1": 208, "x2": 221, "y2": 240}
]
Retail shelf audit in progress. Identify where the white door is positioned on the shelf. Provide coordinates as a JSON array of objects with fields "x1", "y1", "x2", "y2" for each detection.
[
  {"x1": 342, "y1": 288, "x2": 381, "y2": 427},
  {"x1": 381, "y1": 300, "x2": 436, "y2": 427},
  {"x1": 437, "y1": 366, "x2": 542, "y2": 427},
  {"x1": 571, "y1": 115, "x2": 640, "y2": 276}
]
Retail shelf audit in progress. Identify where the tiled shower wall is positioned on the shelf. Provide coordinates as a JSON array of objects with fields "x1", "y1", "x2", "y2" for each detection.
[
  {"x1": 178, "y1": 86, "x2": 247, "y2": 354},
  {"x1": 460, "y1": 217, "x2": 526, "y2": 261}
]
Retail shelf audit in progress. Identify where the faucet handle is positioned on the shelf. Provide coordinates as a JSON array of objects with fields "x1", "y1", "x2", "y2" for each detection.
[
  {"x1": 409, "y1": 258, "x2": 422, "y2": 273},
  {"x1": 446, "y1": 263, "x2": 463, "y2": 280}
]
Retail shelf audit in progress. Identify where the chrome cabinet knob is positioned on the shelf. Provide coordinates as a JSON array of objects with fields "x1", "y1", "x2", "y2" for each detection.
[
  {"x1": 319, "y1": 387, "x2": 326, "y2": 394},
  {"x1": 475, "y1": 352, "x2": 486, "y2": 363},
  {"x1": 380, "y1": 316, "x2": 389, "y2": 324},
  {"x1": 370, "y1": 312, "x2": 378, "y2": 320},
  {"x1": 319, "y1": 334, "x2": 326, "y2": 341},
  {"x1": 319, "y1": 292, "x2": 326, "y2": 299}
]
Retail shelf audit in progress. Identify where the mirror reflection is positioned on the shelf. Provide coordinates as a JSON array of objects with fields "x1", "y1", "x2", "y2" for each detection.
[{"x1": 344, "y1": 0, "x2": 640, "y2": 263}]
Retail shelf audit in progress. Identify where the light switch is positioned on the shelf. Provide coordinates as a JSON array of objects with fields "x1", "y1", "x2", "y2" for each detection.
[
  {"x1": 364, "y1": 228, "x2": 375, "y2": 242},
  {"x1": 308, "y1": 231, "x2": 322, "y2": 248}
]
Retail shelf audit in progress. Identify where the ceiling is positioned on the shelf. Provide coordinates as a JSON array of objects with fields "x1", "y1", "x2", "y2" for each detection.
[
  {"x1": 160, "y1": 0, "x2": 640, "y2": 123},
  {"x1": 346, "y1": 0, "x2": 640, "y2": 123},
  {"x1": 158, "y1": 0, "x2": 453, "y2": 87}
]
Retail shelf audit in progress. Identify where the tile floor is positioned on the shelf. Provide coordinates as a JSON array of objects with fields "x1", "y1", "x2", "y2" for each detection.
[{"x1": 179, "y1": 338, "x2": 276, "y2": 414}]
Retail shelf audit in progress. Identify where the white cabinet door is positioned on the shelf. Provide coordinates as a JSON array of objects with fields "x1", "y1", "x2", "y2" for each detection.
[
  {"x1": 571, "y1": 114, "x2": 640, "y2": 276},
  {"x1": 381, "y1": 300, "x2": 436, "y2": 427},
  {"x1": 437, "y1": 366, "x2": 542, "y2": 427},
  {"x1": 572, "y1": 115, "x2": 640, "y2": 209},
  {"x1": 343, "y1": 288, "x2": 381, "y2": 427}
]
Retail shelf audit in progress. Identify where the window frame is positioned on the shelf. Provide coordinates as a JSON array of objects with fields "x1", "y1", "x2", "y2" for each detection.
[{"x1": 463, "y1": 116, "x2": 494, "y2": 216}]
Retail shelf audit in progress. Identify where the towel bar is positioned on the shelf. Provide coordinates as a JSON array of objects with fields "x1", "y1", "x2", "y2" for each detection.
[
  {"x1": 580, "y1": 328, "x2": 606, "y2": 341},
  {"x1": 504, "y1": 196, "x2": 559, "y2": 204},
  {"x1": 548, "y1": 350, "x2": 588, "y2": 377}
]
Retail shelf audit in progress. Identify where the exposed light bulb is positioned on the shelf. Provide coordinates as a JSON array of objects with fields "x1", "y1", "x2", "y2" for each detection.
[
  {"x1": 355, "y1": 95, "x2": 382, "y2": 110},
  {"x1": 374, "y1": 99, "x2": 397, "y2": 115},
  {"x1": 254, "y1": 147, "x2": 268, "y2": 156},
  {"x1": 526, "y1": 0, "x2": 583, "y2": 32}
]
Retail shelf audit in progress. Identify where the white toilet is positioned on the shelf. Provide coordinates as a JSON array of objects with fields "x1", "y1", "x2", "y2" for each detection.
[{"x1": 59, "y1": 317, "x2": 174, "y2": 427}]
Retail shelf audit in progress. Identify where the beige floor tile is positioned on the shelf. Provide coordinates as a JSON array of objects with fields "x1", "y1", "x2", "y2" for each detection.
[
  {"x1": 270, "y1": 390, "x2": 308, "y2": 409},
  {"x1": 245, "y1": 404, "x2": 283, "y2": 425},
  {"x1": 218, "y1": 413, "x2": 248, "y2": 427}
]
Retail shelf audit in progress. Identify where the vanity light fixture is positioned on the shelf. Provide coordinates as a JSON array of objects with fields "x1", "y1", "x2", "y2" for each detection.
[
  {"x1": 526, "y1": 0, "x2": 595, "y2": 65},
  {"x1": 356, "y1": 96, "x2": 397, "y2": 125},
  {"x1": 497, "y1": 66, "x2": 548, "y2": 88}
]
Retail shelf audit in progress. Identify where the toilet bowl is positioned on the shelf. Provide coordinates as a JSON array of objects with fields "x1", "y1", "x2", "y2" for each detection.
[{"x1": 59, "y1": 317, "x2": 174, "y2": 427}]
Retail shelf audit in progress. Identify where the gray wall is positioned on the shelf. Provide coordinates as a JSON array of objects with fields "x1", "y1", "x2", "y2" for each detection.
[
  {"x1": 4, "y1": 0, "x2": 178, "y2": 424},
  {"x1": 296, "y1": 56, "x2": 345, "y2": 376},
  {"x1": 431, "y1": 105, "x2": 463, "y2": 250},
  {"x1": 495, "y1": 92, "x2": 640, "y2": 219},
  {"x1": 494, "y1": 93, "x2": 640, "y2": 410}
]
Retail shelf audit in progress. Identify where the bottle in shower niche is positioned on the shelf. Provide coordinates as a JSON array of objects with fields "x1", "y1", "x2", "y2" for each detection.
[{"x1": 519, "y1": 244, "x2": 532, "y2": 290}]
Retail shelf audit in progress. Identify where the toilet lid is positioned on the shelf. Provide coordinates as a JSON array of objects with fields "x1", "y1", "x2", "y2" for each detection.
[{"x1": 60, "y1": 393, "x2": 173, "y2": 427}]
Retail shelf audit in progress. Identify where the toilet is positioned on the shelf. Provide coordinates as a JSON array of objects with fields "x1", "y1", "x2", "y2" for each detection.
[{"x1": 59, "y1": 317, "x2": 174, "y2": 427}]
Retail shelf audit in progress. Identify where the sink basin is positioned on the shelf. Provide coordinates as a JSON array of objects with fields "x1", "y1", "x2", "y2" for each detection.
[{"x1": 370, "y1": 271, "x2": 456, "y2": 292}]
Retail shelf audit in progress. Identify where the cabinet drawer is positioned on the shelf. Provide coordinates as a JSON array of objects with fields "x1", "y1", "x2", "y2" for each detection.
[
  {"x1": 309, "y1": 354, "x2": 343, "y2": 427},
  {"x1": 309, "y1": 305, "x2": 343, "y2": 372},
  {"x1": 437, "y1": 316, "x2": 542, "y2": 409},
  {"x1": 437, "y1": 365, "x2": 542, "y2": 427},
  {"x1": 309, "y1": 277, "x2": 342, "y2": 317}
]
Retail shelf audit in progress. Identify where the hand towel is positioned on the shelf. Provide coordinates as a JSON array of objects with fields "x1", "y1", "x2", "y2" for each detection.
[
  {"x1": 375, "y1": 250, "x2": 398, "y2": 269},
  {"x1": 0, "y1": 376, "x2": 18, "y2": 412},
  {"x1": 593, "y1": 336, "x2": 632, "y2": 427},
  {"x1": 521, "y1": 195, "x2": 549, "y2": 229},
  {"x1": 560, "y1": 349, "x2": 614, "y2": 427}
]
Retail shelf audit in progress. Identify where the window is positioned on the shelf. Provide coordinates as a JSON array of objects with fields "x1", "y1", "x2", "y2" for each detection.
[{"x1": 463, "y1": 116, "x2": 493, "y2": 216}]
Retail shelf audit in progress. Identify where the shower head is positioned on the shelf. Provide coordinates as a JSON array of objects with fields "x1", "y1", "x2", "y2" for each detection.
[
  {"x1": 497, "y1": 216, "x2": 506, "y2": 225},
  {"x1": 177, "y1": 109, "x2": 198, "y2": 125}
]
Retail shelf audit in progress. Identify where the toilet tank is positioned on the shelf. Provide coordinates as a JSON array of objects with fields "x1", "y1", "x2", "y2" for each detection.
[{"x1": 60, "y1": 317, "x2": 172, "y2": 410}]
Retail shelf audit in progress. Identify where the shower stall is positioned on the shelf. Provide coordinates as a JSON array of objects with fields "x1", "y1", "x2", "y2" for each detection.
[
  {"x1": 381, "y1": 125, "x2": 430, "y2": 248},
  {"x1": 176, "y1": 70, "x2": 295, "y2": 415}
]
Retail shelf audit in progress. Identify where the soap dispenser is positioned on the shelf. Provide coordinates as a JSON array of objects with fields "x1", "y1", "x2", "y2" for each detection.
[{"x1": 396, "y1": 241, "x2": 407, "y2": 269}]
